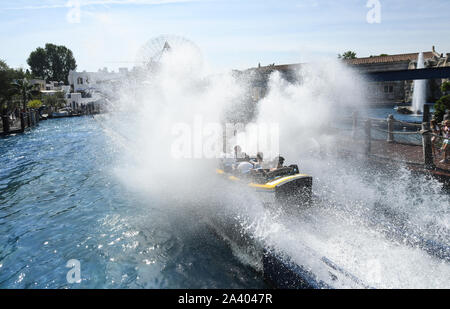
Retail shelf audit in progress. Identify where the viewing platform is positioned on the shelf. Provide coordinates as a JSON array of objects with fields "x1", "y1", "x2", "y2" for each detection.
[{"x1": 332, "y1": 110, "x2": 450, "y2": 186}]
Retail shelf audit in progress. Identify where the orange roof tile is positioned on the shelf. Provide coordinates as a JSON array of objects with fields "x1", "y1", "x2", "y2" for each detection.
[
  {"x1": 346, "y1": 52, "x2": 435, "y2": 65},
  {"x1": 249, "y1": 52, "x2": 439, "y2": 72}
]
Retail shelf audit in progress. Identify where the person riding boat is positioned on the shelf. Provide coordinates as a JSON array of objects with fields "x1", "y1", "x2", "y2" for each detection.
[
  {"x1": 270, "y1": 156, "x2": 285, "y2": 171},
  {"x1": 237, "y1": 161, "x2": 254, "y2": 175},
  {"x1": 441, "y1": 120, "x2": 450, "y2": 164},
  {"x1": 234, "y1": 145, "x2": 243, "y2": 160},
  {"x1": 251, "y1": 152, "x2": 264, "y2": 169}
]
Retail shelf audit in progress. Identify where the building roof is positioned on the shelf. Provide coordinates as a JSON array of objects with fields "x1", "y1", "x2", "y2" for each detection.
[
  {"x1": 40, "y1": 90, "x2": 62, "y2": 94},
  {"x1": 248, "y1": 63, "x2": 303, "y2": 73},
  {"x1": 345, "y1": 52, "x2": 436, "y2": 65},
  {"x1": 246, "y1": 51, "x2": 443, "y2": 73}
]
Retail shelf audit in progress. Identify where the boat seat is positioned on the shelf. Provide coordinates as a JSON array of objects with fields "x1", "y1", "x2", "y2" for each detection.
[{"x1": 265, "y1": 165, "x2": 299, "y2": 180}]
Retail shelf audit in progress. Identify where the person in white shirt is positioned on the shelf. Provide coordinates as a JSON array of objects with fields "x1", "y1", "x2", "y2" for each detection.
[
  {"x1": 251, "y1": 152, "x2": 264, "y2": 169},
  {"x1": 440, "y1": 120, "x2": 450, "y2": 164},
  {"x1": 431, "y1": 118, "x2": 441, "y2": 158},
  {"x1": 234, "y1": 145, "x2": 243, "y2": 160},
  {"x1": 237, "y1": 161, "x2": 253, "y2": 175}
]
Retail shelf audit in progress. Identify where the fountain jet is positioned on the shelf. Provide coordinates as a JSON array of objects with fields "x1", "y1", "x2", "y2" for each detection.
[{"x1": 412, "y1": 52, "x2": 427, "y2": 114}]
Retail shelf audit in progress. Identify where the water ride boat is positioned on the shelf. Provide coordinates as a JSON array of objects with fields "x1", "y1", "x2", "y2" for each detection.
[
  {"x1": 213, "y1": 156, "x2": 374, "y2": 288},
  {"x1": 216, "y1": 159, "x2": 313, "y2": 213}
]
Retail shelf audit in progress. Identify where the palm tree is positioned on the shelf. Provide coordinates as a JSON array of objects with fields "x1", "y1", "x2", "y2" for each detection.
[
  {"x1": 0, "y1": 87, "x2": 18, "y2": 114},
  {"x1": 12, "y1": 79, "x2": 36, "y2": 111},
  {"x1": 0, "y1": 60, "x2": 12, "y2": 116},
  {"x1": 338, "y1": 51, "x2": 357, "y2": 60},
  {"x1": 0, "y1": 86, "x2": 19, "y2": 132},
  {"x1": 0, "y1": 76, "x2": 18, "y2": 117},
  {"x1": 0, "y1": 61, "x2": 34, "y2": 126}
]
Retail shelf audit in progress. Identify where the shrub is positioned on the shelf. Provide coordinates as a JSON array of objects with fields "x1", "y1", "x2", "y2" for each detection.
[
  {"x1": 27, "y1": 99, "x2": 43, "y2": 109},
  {"x1": 43, "y1": 92, "x2": 66, "y2": 108}
]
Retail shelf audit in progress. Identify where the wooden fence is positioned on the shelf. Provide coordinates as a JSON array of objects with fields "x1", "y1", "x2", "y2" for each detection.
[{"x1": 1, "y1": 109, "x2": 41, "y2": 136}]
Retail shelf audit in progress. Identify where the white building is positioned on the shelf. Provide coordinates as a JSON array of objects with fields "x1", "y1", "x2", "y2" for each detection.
[
  {"x1": 68, "y1": 67, "x2": 129, "y2": 93},
  {"x1": 66, "y1": 92, "x2": 82, "y2": 109},
  {"x1": 29, "y1": 79, "x2": 46, "y2": 91}
]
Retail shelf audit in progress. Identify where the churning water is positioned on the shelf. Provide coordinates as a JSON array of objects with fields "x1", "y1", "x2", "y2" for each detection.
[
  {"x1": 1, "y1": 44, "x2": 449, "y2": 288},
  {"x1": 254, "y1": 156, "x2": 449, "y2": 288},
  {"x1": 0, "y1": 118, "x2": 265, "y2": 288},
  {"x1": 97, "y1": 44, "x2": 448, "y2": 289},
  {"x1": 1, "y1": 117, "x2": 448, "y2": 288}
]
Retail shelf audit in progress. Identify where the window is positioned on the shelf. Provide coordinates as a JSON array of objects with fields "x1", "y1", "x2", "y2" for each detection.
[
  {"x1": 384, "y1": 85, "x2": 394, "y2": 93},
  {"x1": 77, "y1": 77, "x2": 83, "y2": 85}
]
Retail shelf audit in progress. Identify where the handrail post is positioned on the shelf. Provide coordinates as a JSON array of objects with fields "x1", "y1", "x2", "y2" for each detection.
[
  {"x1": 20, "y1": 112, "x2": 26, "y2": 132},
  {"x1": 352, "y1": 111, "x2": 358, "y2": 140},
  {"x1": 365, "y1": 119, "x2": 372, "y2": 156},
  {"x1": 421, "y1": 122, "x2": 435, "y2": 170},
  {"x1": 387, "y1": 114, "x2": 394, "y2": 143},
  {"x1": 26, "y1": 109, "x2": 31, "y2": 128},
  {"x1": 2, "y1": 114, "x2": 10, "y2": 134},
  {"x1": 422, "y1": 104, "x2": 430, "y2": 123},
  {"x1": 31, "y1": 109, "x2": 35, "y2": 126}
]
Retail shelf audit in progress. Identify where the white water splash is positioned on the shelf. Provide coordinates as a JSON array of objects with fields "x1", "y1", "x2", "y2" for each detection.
[
  {"x1": 412, "y1": 52, "x2": 427, "y2": 113},
  {"x1": 100, "y1": 39, "x2": 449, "y2": 289}
]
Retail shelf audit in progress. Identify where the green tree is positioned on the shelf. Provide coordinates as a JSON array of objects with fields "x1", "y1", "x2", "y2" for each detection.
[
  {"x1": 0, "y1": 59, "x2": 8, "y2": 71},
  {"x1": 0, "y1": 60, "x2": 39, "y2": 116},
  {"x1": 12, "y1": 79, "x2": 40, "y2": 110},
  {"x1": 43, "y1": 92, "x2": 66, "y2": 109},
  {"x1": 338, "y1": 51, "x2": 357, "y2": 60},
  {"x1": 0, "y1": 60, "x2": 17, "y2": 115},
  {"x1": 0, "y1": 59, "x2": 11, "y2": 104},
  {"x1": 434, "y1": 95, "x2": 450, "y2": 123},
  {"x1": 27, "y1": 43, "x2": 77, "y2": 84},
  {"x1": 441, "y1": 81, "x2": 450, "y2": 94},
  {"x1": 27, "y1": 47, "x2": 47, "y2": 79}
]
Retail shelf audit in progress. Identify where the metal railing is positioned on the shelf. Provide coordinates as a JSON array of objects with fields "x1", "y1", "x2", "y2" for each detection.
[{"x1": 353, "y1": 111, "x2": 446, "y2": 169}]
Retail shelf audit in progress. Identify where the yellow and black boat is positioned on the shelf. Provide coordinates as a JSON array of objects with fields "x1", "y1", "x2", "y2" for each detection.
[{"x1": 216, "y1": 163, "x2": 312, "y2": 210}]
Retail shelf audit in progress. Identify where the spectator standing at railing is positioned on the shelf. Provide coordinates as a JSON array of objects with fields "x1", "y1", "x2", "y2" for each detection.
[
  {"x1": 444, "y1": 111, "x2": 450, "y2": 122},
  {"x1": 440, "y1": 120, "x2": 450, "y2": 164},
  {"x1": 430, "y1": 118, "x2": 441, "y2": 158}
]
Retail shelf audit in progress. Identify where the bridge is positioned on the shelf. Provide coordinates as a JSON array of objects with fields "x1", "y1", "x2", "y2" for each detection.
[
  {"x1": 365, "y1": 67, "x2": 450, "y2": 82},
  {"x1": 250, "y1": 63, "x2": 450, "y2": 82}
]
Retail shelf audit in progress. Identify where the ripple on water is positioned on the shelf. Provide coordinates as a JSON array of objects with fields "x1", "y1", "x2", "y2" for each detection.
[{"x1": 0, "y1": 117, "x2": 266, "y2": 289}]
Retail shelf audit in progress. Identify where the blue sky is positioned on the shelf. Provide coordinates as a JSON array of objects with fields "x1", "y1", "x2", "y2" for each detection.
[{"x1": 0, "y1": 0, "x2": 449, "y2": 73}]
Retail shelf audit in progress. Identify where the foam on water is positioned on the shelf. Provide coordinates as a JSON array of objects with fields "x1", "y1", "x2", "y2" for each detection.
[
  {"x1": 101, "y1": 40, "x2": 449, "y2": 289},
  {"x1": 243, "y1": 156, "x2": 450, "y2": 288}
]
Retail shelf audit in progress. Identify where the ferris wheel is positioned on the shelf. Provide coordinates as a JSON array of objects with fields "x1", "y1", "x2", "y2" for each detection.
[{"x1": 135, "y1": 35, "x2": 202, "y2": 69}]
